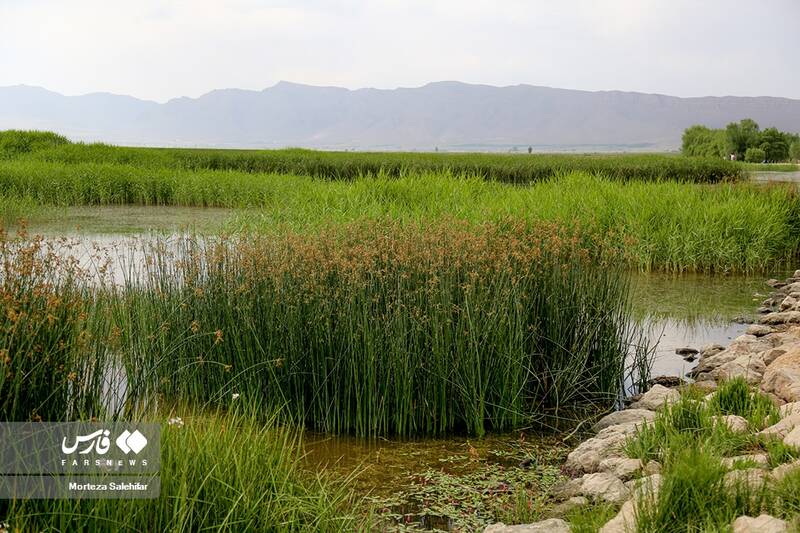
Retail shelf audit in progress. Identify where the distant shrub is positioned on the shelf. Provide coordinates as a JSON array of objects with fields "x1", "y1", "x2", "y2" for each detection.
[
  {"x1": 0, "y1": 130, "x2": 70, "y2": 159},
  {"x1": 744, "y1": 147, "x2": 766, "y2": 163}
]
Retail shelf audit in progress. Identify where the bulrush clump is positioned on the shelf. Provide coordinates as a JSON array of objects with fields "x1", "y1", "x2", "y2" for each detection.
[
  {"x1": 0, "y1": 227, "x2": 105, "y2": 421},
  {"x1": 112, "y1": 218, "x2": 644, "y2": 437}
]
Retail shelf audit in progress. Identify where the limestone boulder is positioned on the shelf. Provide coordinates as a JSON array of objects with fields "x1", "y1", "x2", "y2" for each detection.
[
  {"x1": 746, "y1": 324, "x2": 775, "y2": 337},
  {"x1": 761, "y1": 346, "x2": 800, "y2": 402},
  {"x1": 771, "y1": 459, "x2": 800, "y2": 481},
  {"x1": 564, "y1": 422, "x2": 640, "y2": 475},
  {"x1": 592, "y1": 409, "x2": 656, "y2": 433},
  {"x1": 629, "y1": 385, "x2": 680, "y2": 411},
  {"x1": 578, "y1": 472, "x2": 630, "y2": 504},
  {"x1": 598, "y1": 457, "x2": 643, "y2": 481},
  {"x1": 779, "y1": 402, "x2": 800, "y2": 418},
  {"x1": 721, "y1": 453, "x2": 769, "y2": 469},
  {"x1": 724, "y1": 468, "x2": 769, "y2": 490},
  {"x1": 484, "y1": 519, "x2": 570, "y2": 533},
  {"x1": 732, "y1": 514, "x2": 787, "y2": 533},
  {"x1": 760, "y1": 311, "x2": 800, "y2": 325},
  {"x1": 711, "y1": 353, "x2": 766, "y2": 384},
  {"x1": 712, "y1": 415, "x2": 749, "y2": 433},
  {"x1": 784, "y1": 426, "x2": 800, "y2": 449},
  {"x1": 758, "y1": 413, "x2": 800, "y2": 439}
]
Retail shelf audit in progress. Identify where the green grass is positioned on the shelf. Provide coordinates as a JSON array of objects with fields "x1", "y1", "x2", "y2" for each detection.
[
  {"x1": 1, "y1": 163, "x2": 797, "y2": 272},
  {"x1": 12, "y1": 135, "x2": 743, "y2": 183},
  {"x1": 0, "y1": 130, "x2": 69, "y2": 160},
  {"x1": 0, "y1": 408, "x2": 361, "y2": 532},
  {"x1": 618, "y1": 381, "x2": 800, "y2": 531}
]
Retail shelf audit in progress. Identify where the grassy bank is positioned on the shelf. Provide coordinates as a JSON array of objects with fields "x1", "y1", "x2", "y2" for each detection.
[
  {"x1": 4, "y1": 135, "x2": 743, "y2": 183},
  {"x1": 619, "y1": 380, "x2": 800, "y2": 531}
]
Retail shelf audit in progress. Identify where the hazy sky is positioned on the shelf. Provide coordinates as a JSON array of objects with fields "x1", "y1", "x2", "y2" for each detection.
[{"x1": 1, "y1": 0, "x2": 798, "y2": 102}]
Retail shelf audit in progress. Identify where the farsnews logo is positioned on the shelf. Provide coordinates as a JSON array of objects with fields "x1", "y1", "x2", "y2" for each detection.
[{"x1": 62, "y1": 429, "x2": 148, "y2": 455}]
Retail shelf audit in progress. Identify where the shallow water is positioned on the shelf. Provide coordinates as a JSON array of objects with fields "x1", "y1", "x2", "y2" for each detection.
[{"x1": 751, "y1": 170, "x2": 800, "y2": 183}]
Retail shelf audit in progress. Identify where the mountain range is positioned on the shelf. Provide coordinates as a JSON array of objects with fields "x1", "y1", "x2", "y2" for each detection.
[{"x1": 2, "y1": 81, "x2": 800, "y2": 151}]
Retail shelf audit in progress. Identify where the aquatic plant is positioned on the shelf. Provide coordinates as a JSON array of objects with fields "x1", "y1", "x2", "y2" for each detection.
[
  {"x1": 0, "y1": 228, "x2": 107, "y2": 421},
  {"x1": 110, "y1": 220, "x2": 643, "y2": 437}
]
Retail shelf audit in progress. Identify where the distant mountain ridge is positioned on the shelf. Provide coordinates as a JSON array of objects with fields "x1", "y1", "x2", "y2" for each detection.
[{"x1": 2, "y1": 81, "x2": 800, "y2": 151}]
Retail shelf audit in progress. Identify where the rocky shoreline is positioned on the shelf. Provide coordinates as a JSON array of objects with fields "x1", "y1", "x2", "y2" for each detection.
[{"x1": 487, "y1": 269, "x2": 800, "y2": 533}]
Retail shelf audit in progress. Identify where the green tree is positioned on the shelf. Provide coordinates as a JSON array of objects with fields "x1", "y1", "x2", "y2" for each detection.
[
  {"x1": 725, "y1": 119, "x2": 760, "y2": 159},
  {"x1": 681, "y1": 125, "x2": 725, "y2": 157},
  {"x1": 758, "y1": 127, "x2": 790, "y2": 162},
  {"x1": 790, "y1": 141, "x2": 800, "y2": 162},
  {"x1": 745, "y1": 147, "x2": 766, "y2": 163}
]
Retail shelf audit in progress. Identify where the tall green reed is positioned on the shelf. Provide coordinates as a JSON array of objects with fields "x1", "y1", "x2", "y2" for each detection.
[{"x1": 110, "y1": 220, "x2": 645, "y2": 437}]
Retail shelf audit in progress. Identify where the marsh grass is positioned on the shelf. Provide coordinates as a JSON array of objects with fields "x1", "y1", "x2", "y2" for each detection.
[
  {"x1": 105, "y1": 220, "x2": 643, "y2": 437},
  {"x1": 0, "y1": 228, "x2": 109, "y2": 421},
  {"x1": 0, "y1": 407, "x2": 361, "y2": 532},
  {"x1": 1, "y1": 163, "x2": 796, "y2": 272},
  {"x1": 17, "y1": 137, "x2": 743, "y2": 183}
]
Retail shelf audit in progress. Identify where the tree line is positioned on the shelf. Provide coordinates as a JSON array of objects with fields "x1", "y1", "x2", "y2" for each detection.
[{"x1": 682, "y1": 119, "x2": 800, "y2": 163}]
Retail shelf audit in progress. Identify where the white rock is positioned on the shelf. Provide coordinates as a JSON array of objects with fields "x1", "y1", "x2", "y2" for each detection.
[
  {"x1": 629, "y1": 385, "x2": 680, "y2": 411},
  {"x1": 747, "y1": 324, "x2": 775, "y2": 337},
  {"x1": 692, "y1": 337, "x2": 771, "y2": 375},
  {"x1": 760, "y1": 311, "x2": 800, "y2": 325},
  {"x1": 578, "y1": 472, "x2": 630, "y2": 504},
  {"x1": 724, "y1": 468, "x2": 769, "y2": 490},
  {"x1": 643, "y1": 461, "x2": 662, "y2": 475},
  {"x1": 598, "y1": 457, "x2": 643, "y2": 481},
  {"x1": 592, "y1": 409, "x2": 656, "y2": 433},
  {"x1": 771, "y1": 459, "x2": 800, "y2": 481},
  {"x1": 780, "y1": 295, "x2": 798, "y2": 311},
  {"x1": 761, "y1": 346, "x2": 800, "y2": 402},
  {"x1": 599, "y1": 499, "x2": 636, "y2": 533},
  {"x1": 721, "y1": 453, "x2": 769, "y2": 469},
  {"x1": 712, "y1": 352, "x2": 766, "y2": 384},
  {"x1": 484, "y1": 519, "x2": 571, "y2": 533},
  {"x1": 713, "y1": 415, "x2": 749, "y2": 433},
  {"x1": 600, "y1": 475, "x2": 661, "y2": 533},
  {"x1": 784, "y1": 426, "x2": 800, "y2": 449},
  {"x1": 693, "y1": 380, "x2": 717, "y2": 393},
  {"x1": 564, "y1": 422, "x2": 642, "y2": 475},
  {"x1": 759, "y1": 413, "x2": 800, "y2": 439},
  {"x1": 763, "y1": 347, "x2": 793, "y2": 366},
  {"x1": 732, "y1": 514, "x2": 788, "y2": 533},
  {"x1": 779, "y1": 402, "x2": 800, "y2": 418}
]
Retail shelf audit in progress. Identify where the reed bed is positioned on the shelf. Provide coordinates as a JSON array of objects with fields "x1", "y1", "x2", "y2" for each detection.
[
  {"x1": 11, "y1": 136, "x2": 743, "y2": 183},
  {"x1": 3, "y1": 161, "x2": 794, "y2": 272},
  {"x1": 108, "y1": 220, "x2": 644, "y2": 437},
  {"x1": 0, "y1": 228, "x2": 109, "y2": 421}
]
